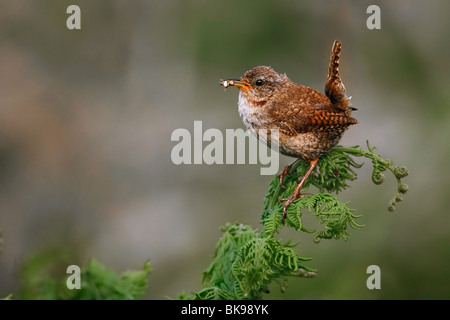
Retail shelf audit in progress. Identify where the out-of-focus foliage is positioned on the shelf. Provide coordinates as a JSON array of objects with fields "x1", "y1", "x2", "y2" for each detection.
[{"x1": 19, "y1": 249, "x2": 151, "y2": 300}]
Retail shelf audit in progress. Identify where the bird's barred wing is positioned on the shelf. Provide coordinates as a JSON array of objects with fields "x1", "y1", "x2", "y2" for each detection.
[{"x1": 270, "y1": 107, "x2": 358, "y2": 136}]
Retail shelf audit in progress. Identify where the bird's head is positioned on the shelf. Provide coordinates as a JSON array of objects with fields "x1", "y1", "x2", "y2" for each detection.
[{"x1": 220, "y1": 66, "x2": 288, "y2": 102}]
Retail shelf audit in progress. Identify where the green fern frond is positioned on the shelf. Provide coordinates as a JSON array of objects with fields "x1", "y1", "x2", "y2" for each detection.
[
  {"x1": 333, "y1": 141, "x2": 409, "y2": 211},
  {"x1": 202, "y1": 223, "x2": 258, "y2": 292},
  {"x1": 260, "y1": 209, "x2": 283, "y2": 237},
  {"x1": 193, "y1": 287, "x2": 235, "y2": 300},
  {"x1": 282, "y1": 194, "x2": 364, "y2": 242},
  {"x1": 232, "y1": 237, "x2": 310, "y2": 299}
]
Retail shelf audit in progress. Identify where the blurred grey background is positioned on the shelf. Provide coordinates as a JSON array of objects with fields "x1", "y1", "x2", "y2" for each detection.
[{"x1": 0, "y1": 0, "x2": 449, "y2": 299}]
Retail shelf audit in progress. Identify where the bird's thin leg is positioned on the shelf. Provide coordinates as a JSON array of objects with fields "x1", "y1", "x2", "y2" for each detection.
[
  {"x1": 281, "y1": 158, "x2": 319, "y2": 222},
  {"x1": 278, "y1": 159, "x2": 300, "y2": 189}
]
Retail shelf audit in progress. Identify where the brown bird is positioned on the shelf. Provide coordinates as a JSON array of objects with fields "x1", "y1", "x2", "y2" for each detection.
[{"x1": 221, "y1": 40, "x2": 358, "y2": 221}]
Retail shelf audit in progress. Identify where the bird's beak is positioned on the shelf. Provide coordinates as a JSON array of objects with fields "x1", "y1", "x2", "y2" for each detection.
[{"x1": 220, "y1": 79, "x2": 251, "y2": 90}]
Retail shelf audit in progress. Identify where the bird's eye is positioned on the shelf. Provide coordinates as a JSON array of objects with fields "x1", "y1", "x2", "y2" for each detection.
[{"x1": 255, "y1": 79, "x2": 264, "y2": 86}]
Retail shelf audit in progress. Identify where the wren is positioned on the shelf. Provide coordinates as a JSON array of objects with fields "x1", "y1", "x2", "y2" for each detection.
[{"x1": 221, "y1": 40, "x2": 358, "y2": 221}]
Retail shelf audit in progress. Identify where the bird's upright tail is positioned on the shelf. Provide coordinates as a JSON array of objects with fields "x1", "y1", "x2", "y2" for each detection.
[{"x1": 325, "y1": 40, "x2": 356, "y2": 116}]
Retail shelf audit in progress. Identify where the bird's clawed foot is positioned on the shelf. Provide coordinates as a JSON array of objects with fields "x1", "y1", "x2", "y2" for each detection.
[
  {"x1": 278, "y1": 159, "x2": 300, "y2": 189},
  {"x1": 278, "y1": 165, "x2": 291, "y2": 189}
]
